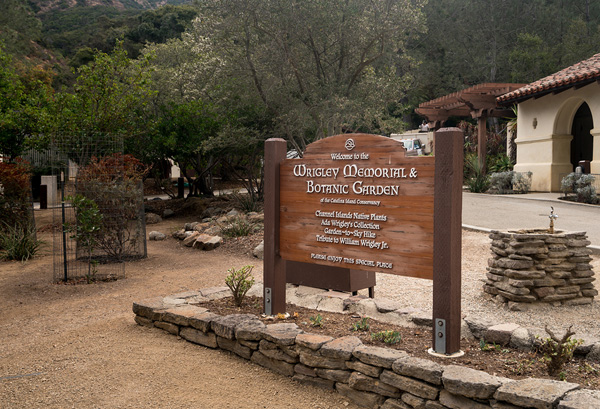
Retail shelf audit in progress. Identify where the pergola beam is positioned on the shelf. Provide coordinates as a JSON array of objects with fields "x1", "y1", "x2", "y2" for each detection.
[{"x1": 416, "y1": 82, "x2": 525, "y2": 171}]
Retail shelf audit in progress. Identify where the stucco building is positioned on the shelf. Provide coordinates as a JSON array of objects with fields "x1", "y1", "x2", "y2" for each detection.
[{"x1": 498, "y1": 53, "x2": 600, "y2": 191}]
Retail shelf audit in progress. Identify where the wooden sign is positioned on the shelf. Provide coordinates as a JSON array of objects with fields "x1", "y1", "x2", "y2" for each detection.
[{"x1": 279, "y1": 134, "x2": 435, "y2": 279}]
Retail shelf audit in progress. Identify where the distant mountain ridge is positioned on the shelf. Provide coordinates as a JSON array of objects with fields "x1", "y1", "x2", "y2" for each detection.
[{"x1": 30, "y1": 0, "x2": 192, "y2": 14}]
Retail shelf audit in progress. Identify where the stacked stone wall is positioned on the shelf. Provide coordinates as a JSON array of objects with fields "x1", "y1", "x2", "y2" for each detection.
[
  {"x1": 485, "y1": 230, "x2": 597, "y2": 308},
  {"x1": 133, "y1": 294, "x2": 599, "y2": 409}
]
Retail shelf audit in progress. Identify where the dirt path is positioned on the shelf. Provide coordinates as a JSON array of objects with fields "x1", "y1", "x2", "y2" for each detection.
[{"x1": 0, "y1": 211, "x2": 359, "y2": 409}]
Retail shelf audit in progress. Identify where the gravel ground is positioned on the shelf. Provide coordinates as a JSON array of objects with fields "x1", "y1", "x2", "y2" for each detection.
[
  {"x1": 2, "y1": 210, "x2": 599, "y2": 408},
  {"x1": 375, "y1": 230, "x2": 600, "y2": 339}
]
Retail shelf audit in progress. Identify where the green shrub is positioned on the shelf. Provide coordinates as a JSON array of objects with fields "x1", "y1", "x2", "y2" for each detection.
[
  {"x1": 221, "y1": 216, "x2": 256, "y2": 238},
  {"x1": 225, "y1": 265, "x2": 255, "y2": 307},
  {"x1": 489, "y1": 171, "x2": 532, "y2": 194},
  {"x1": 536, "y1": 325, "x2": 583, "y2": 376},
  {"x1": 65, "y1": 194, "x2": 103, "y2": 281},
  {"x1": 465, "y1": 155, "x2": 490, "y2": 193},
  {"x1": 0, "y1": 222, "x2": 42, "y2": 261},
  {"x1": 489, "y1": 171, "x2": 514, "y2": 194},
  {"x1": 561, "y1": 173, "x2": 598, "y2": 204},
  {"x1": 489, "y1": 153, "x2": 514, "y2": 173},
  {"x1": 512, "y1": 171, "x2": 532, "y2": 193}
]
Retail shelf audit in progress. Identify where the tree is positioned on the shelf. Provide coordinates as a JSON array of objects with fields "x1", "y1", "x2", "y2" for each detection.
[
  {"x1": 155, "y1": 100, "x2": 222, "y2": 197},
  {"x1": 189, "y1": 0, "x2": 426, "y2": 152},
  {"x1": 0, "y1": 45, "x2": 52, "y2": 160},
  {"x1": 49, "y1": 41, "x2": 157, "y2": 163}
]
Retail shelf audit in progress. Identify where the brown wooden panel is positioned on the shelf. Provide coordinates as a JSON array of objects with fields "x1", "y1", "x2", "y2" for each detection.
[{"x1": 280, "y1": 134, "x2": 435, "y2": 279}]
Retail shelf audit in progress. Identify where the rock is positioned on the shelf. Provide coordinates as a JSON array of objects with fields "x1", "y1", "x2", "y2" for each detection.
[
  {"x1": 352, "y1": 345, "x2": 408, "y2": 369},
  {"x1": 510, "y1": 327, "x2": 533, "y2": 351},
  {"x1": 180, "y1": 327, "x2": 218, "y2": 348},
  {"x1": 410, "y1": 311, "x2": 433, "y2": 327},
  {"x1": 188, "y1": 312, "x2": 220, "y2": 333},
  {"x1": 161, "y1": 305, "x2": 208, "y2": 327},
  {"x1": 132, "y1": 297, "x2": 171, "y2": 321},
  {"x1": 494, "y1": 378, "x2": 580, "y2": 409},
  {"x1": 172, "y1": 229, "x2": 187, "y2": 240},
  {"x1": 182, "y1": 231, "x2": 200, "y2": 247},
  {"x1": 145, "y1": 213, "x2": 162, "y2": 224},
  {"x1": 203, "y1": 226, "x2": 221, "y2": 236},
  {"x1": 380, "y1": 398, "x2": 412, "y2": 409},
  {"x1": 162, "y1": 208, "x2": 174, "y2": 218},
  {"x1": 294, "y1": 363, "x2": 317, "y2": 377},
  {"x1": 442, "y1": 365, "x2": 504, "y2": 400},
  {"x1": 439, "y1": 390, "x2": 491, "y2": 409},
  {"x1": 464, "y1": 315, "x2": 493, "y2": 339},
  {"x1": 192, "y1": 234, "x2": 223, "y2": 250},
  {"x1": 401, "y1": 393, "x2": 425, "y2": 408},
  {"x1": 261, "y1": 323, "x2": 303, "y2": 346},
  {"x1": 258, "y1": 340, "x2": 296, "y2": 363},
  {"x1": 227, "y1": 209, "x2": 240, "y2": 217},
  {"x1": 292, "y1": 373, "x2": 335, "y2": 390},
  {"x1": 298, "y1": 349, "x2": 346, "y2": 370},
  {"x1": 251, "y1": 351, "x2": 295, "y2": 376},
  {"x1": 235, "y1": 320, "x2": 267, "y2": 341},
  {"x1": 211, "y1": 314, "x2": 258, "y2": 340},
  {"x1": 335, "y1": 383, "x2": 386, "y2": 409},
  {"x1": 346, "y1": 360, "x2": 383, "y2": 378},
  {"x1": 154, "y1": 321, "x2": 179, "y2": 335},
  {"x1": 295, "y1": 333, "x2": 334, "y2": 350},
  {"x1": 184, "y1": 222, "x2": 199, "y2": 231},
  {"x1": 558, "y1": 389, "x2": 600, "y2": 409},
  {"x1": 253, "y1": 240, "x2": 264, "y2": 260},
  {"x1": 199, "y1": 286, "x2": 230, "y2": 300},
  {"x1": 586, "y1": 344, "x2": 600, "y2": 362},
  {"x1": 148, "y1": 231, "x2": 166, "y2": 241},
  {"x1": 392, "y1": 356, "x2": 444, "y2": 385},
  {"x1": 374, "y1": 298, "x2": 402, "y2": 313},
  {"x1": 380, "y1": 370, "x2": 440, "y2": 400},
  {"x1": 320, "y1": 336, "x2": 363, "y2": 360},
  {"x1": 348, "y1": 372, "x2": 401, "y2": 398},
  {"x1": 315, "y1": 368, "x2": 351, "y2": 383},
  {"x1": 485, "y1": 323, "x2": 521, "y2": 346}
]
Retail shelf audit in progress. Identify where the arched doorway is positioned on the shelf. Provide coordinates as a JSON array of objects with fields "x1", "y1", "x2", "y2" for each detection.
[{"x1": 570, "y1": 102, "x2": 594, "y2": 171}]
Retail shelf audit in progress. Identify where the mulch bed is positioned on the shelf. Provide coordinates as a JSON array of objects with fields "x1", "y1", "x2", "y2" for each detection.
[{"x1": 199, "y1": 295, "x2": 600, "y2": 389}]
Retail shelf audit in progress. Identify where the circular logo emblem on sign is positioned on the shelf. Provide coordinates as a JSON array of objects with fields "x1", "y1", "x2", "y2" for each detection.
[{"x1": 345, "y1": 138, "x2": 356, "y2": 151}]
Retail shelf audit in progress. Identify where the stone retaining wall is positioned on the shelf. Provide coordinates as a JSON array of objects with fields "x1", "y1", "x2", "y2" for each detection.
[
  {"x1": 485, "y1": 230, "x2": 597, "y2": 309},
  {"x1": 133, "y1": 293, "x2": 600, "y2": 409}
]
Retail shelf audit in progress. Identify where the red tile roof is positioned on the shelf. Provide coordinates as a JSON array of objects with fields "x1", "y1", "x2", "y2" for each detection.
[{"x1": 497, "y1": 52, "x2": 600, "y2": 104}]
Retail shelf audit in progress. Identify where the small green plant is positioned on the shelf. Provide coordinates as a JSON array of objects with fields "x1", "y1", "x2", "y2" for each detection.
[
  {"x1": 352, "y1": 317, "x2": 370, "y2": 332},
  {"x1": 536, "y1": 325, "x2": 583, "y2": 377},
  {"x1": 489, "y1": 153, "x2": 514, "y2": 173},
  {"x1": 505, "y1": 358, "x2": 536, "y2": 375},
  {"x1": 220, "y1": 216, "x2": 256, "y2": 238},
  {"x1": 309, "y1": 314, "x2": 323, "y2": 327},
  {"x1": 225, "y1": 265, "x2": 255, "y2": 307},
  {"x1": 371, "y1": 330, "x2": 401, "y2": 344},
  {"x1": 465, "y1": 154, "x2": 490, "y2": 193},
  {"x1": 0, "y1": 222, "x2": 42, "y2": 261},
  {"x1": 66, "y1": 194, "x2": 103, "y2": 281}
]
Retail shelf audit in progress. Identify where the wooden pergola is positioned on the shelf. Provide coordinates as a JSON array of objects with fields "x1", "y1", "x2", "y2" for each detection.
[{"x1": 415, "y1": 83, "x2": 525, "y2": 170}]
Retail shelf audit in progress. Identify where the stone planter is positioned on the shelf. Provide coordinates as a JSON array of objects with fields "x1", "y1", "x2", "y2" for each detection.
[{"x1": 485, "y1": 229, "x2": 597, "y2": 309}]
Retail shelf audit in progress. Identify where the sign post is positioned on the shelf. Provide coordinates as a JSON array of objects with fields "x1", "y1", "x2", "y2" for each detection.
[
  {"x1": 263, "y1": 138, "x2": 287, "y2": 315},
  {"x1": 432, "y1": 128, "x2": 463, "y2": 356},
  {"x1": 264, "y1": 131, "x2": 463, "y2": 355}
]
